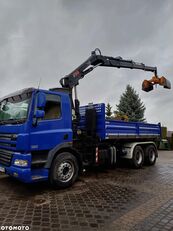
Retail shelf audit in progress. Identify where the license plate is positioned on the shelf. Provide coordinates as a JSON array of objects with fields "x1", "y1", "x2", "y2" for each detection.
[{"x1": 0, "y1": 167, "x2": 5, "y2": 173}]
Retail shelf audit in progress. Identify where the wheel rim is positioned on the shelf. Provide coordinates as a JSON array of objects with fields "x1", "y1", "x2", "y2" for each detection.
[
  {"x1": 136, "y1": 151, "x2": 143, "y2": 165},
  {"x1": 149, "y1": 150, "x2": 155, "y2": 162},
  {"x1": 56, "y1": 160, "x2": 75, "y2": 183}
]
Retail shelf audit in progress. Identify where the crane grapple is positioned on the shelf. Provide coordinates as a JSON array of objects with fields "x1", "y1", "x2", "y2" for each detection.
[{"x1": 142, "y1": 76, "x2": 171, "y2": 92}]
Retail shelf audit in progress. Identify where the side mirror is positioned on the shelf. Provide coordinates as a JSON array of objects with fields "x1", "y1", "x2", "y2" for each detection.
[
  {"x1": 37, "y1": 92, "x2": 46, "y2": 108},
  {"x1": 35, "y1": 110, "x2": 45, "y2": 119}
]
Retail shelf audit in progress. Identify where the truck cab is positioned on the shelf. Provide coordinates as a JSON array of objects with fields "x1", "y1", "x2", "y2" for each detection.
[{"x1": 0, "y1": 88, "x2": 73, "y2": 183}]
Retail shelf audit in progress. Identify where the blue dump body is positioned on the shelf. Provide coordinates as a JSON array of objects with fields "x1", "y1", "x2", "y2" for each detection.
[{"x1": 79, "y1": 103, "x2": 161, "y2": 140}]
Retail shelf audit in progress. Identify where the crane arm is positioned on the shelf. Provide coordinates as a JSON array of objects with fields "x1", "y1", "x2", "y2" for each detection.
[
  {"x1": 60, "y1": 48, "x2": 170, "y2": 91},
  {"x1": 59, "y1": 49, "x2": 171, "y2": 126}
]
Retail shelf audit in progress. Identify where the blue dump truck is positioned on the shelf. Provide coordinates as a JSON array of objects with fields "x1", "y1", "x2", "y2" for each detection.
[{"x1": 0, "y1": 49, "x2": 171, "y2": 188}]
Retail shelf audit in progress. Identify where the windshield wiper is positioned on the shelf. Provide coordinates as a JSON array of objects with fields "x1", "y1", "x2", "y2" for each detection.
[
  {"x1": 8, "y1": 118, "x2": 26, "y2": 124},
  {"x1": 0, "y1": 121, "x2": 7, "y2": 125},
  {"x1": 0, "y1": 118, "x2": 26, "y2": 125}
]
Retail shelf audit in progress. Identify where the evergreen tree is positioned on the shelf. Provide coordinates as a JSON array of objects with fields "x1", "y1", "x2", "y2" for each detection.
[
  {"x1": 106, "y1": 103, "x2": 112, "y2": 118},
  {"x1": 116, "y1": 84, "x2": 146, "y2": 122}
]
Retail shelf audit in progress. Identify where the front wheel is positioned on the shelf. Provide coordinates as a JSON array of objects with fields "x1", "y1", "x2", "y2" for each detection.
[
  {"x1": 49, "y1": 152, "x2": 79, "y2": 189},
  {"x1": 130, "y1": 145, "x2": 144, "y2": 169}
]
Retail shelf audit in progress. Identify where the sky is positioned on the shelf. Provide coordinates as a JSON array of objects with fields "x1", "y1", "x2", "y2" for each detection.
[{"x1": 0, "y1": 0, "x2": 173, "y2": 129}]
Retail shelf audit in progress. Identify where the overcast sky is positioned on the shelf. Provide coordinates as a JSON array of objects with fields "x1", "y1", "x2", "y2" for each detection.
[{"x1": 0, "y1": 0, "x2": 173, "y2": 129}]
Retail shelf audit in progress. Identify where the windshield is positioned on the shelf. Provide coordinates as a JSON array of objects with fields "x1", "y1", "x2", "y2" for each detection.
[{"x1": 0, "y1": 92, "x2": 32, "y2": 124}]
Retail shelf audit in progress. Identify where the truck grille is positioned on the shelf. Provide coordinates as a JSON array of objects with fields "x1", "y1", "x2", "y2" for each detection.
[
  {"x1": 0, "y1": 149, "x2": 13, "y2": 166},
  {"x1": 0, "y1": 133, "x2": 17, "y2": 148}
]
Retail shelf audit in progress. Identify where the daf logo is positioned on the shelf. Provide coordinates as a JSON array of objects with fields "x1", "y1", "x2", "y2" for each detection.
[{"x1": 31, "y1": 145, "x2": 38, "y2": 149}]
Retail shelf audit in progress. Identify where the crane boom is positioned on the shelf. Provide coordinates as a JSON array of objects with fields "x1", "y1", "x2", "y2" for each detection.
[
  {"x1": 60, "y1": 48, "x2": 158, "y2": 89},
  {"x1": 59, "y1": 49, "x2": 171, "y2": 124}
]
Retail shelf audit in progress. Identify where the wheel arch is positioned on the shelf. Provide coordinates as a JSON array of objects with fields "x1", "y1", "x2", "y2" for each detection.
[
  {"x1": 122, "y1": 141, "x2": 157, "y2": 159},
  {"x1": 45, "y1": 143, "x2": 83, "y2": 173}
]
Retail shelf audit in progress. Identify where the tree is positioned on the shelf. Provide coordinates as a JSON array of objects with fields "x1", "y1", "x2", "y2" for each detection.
[
  {"x1": 116, "y1": 84, "x2": 146, "y2": 122},
  {"x1": 106, "y1": 103, "x2": 112, "y2": 118}
]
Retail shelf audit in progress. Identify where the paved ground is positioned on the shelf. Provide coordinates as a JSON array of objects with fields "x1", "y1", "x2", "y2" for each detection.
[{"x1": 0, "y1": 151, "x2": 173, "y2": 231}]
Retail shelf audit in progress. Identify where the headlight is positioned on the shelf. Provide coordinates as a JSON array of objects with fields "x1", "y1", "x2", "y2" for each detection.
[{"x1": 14, "y1": 159, "x2": 28, "y2": 167}]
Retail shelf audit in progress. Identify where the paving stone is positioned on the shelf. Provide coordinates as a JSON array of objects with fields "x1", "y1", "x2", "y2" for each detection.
[{"x1": 0, "y1": 151, "x2": 173, "y2": 231}]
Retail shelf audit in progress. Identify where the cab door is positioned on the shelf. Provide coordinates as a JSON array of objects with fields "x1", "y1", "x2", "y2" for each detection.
[{"x1": 30, "y1": 92, "x2": 72, "y2": 152}]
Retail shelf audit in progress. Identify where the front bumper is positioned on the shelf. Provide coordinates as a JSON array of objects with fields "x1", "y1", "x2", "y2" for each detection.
[{"x1": 0, "y1": 152, "x2": 49, "y2": 183}]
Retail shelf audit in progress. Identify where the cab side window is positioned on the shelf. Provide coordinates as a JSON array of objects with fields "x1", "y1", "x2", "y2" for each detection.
[{"x1": 43, "y1": 94, "x2": 61, "y2": 120}]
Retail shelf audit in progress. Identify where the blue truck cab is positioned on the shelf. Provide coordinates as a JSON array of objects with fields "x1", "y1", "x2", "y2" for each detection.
[{"x1": 0, "y1": 88, "x2": 75, "y2": 184}]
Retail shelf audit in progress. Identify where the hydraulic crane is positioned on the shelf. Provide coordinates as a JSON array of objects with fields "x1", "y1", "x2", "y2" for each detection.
[{"x1": 60, "y1": 48, "x2": 171, "y2": 123}]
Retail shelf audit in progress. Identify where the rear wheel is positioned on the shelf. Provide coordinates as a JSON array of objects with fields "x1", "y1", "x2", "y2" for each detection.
[
  {"x1": 50, "y1": 152, "x2": 79, "y2": 189},
  {"x1": 144, "y1": 145, "x2": 157, "y2": 165},
  {"x1": 130, "y1": 145, "x2": 144, "y2": 169}
]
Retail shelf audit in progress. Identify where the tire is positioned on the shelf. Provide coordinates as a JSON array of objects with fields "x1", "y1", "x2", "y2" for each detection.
[
  {"x1": 144, "y1": 145, "x2": 157, "y2": 166},
  {"x1": 130, "y1": 145, "x2": 144, "y2": 169},
  {"x1": 49, "y1": 152, "x2": 79, "y2": 189}
]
